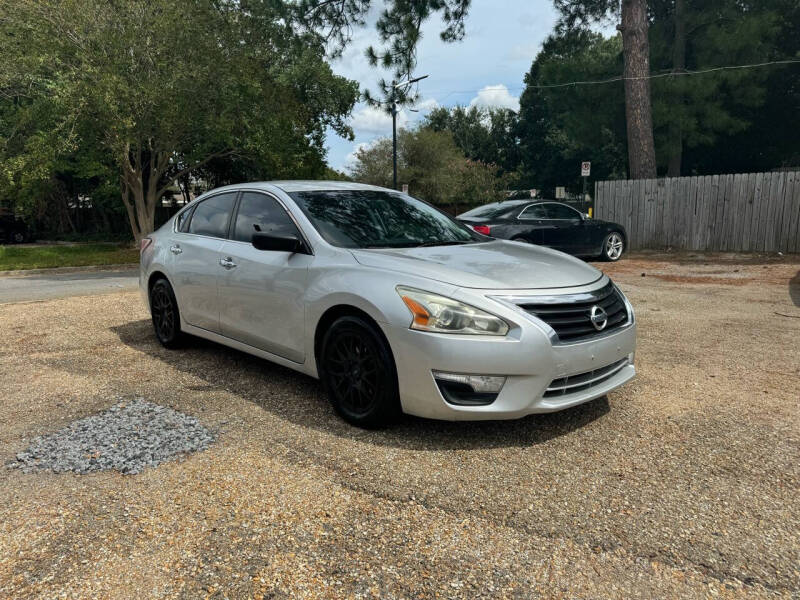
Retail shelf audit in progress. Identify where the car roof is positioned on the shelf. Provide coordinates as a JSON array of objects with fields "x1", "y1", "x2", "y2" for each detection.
[{"x1": 199, "y1": 180, "x2": 391, "y2": 195}]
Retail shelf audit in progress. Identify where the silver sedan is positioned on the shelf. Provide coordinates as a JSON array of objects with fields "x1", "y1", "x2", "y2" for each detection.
[{"x1": 140, "y1": 181, "x2": 636, "y2": 427}]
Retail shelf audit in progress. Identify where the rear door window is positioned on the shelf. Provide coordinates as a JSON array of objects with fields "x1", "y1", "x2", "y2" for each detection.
[
  {"x1": 518, "y1": 204, "x2": 548, "y2": 220},
  {"x1": 544, "y1": 203, "x2": 581, "y2": 220},
  {"x1": 187, "y1": 193, "x2": 237, "y2": 238}
]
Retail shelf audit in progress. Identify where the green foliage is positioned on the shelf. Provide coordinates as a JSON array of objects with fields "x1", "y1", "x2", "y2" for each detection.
[
  {"x1": 348, "y1": 127, "x2": 506, "y2": 207},
  {"x1": 647, "y1": 0, "x2": 783, "y2": 173},
  {"x1": 0, "y1": 0, "x2": 359, "y2": 239},
  {"x1": 516, "y1": 30, "x2": 628, "y2": 192},
  {"x1": 423, "y1": 106, "x2": 521, "y2": 176}
]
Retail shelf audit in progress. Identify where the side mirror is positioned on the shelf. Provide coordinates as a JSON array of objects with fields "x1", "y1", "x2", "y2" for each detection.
[{"x1": 252, "y1": 232, "x2": 307, "y2": 254}]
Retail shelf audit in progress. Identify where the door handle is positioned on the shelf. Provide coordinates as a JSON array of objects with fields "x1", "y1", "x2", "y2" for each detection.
[
  {"x1": 170, "y1": 244, "x2": 182, "y2": 255},
  {"x1": 219, "y1": 257, "x2": 237, "y2": 269}
]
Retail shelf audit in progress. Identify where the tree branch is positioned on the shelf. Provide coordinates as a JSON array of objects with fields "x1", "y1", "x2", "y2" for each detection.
[{"x1": 156, "y1": 150, "x2": 235, "y2": 197}]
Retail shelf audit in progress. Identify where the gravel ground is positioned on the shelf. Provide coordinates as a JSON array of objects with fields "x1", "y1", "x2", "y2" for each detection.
[
  {"x1": 12, "y1": 398, "x2": 214, "y2": 475},
  {"x1": 0, "y1": 252, "x2": 798, "y2": 599}
]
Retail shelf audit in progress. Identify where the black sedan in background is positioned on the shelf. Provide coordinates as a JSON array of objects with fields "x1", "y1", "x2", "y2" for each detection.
[{"x1": 457, "y1": 200, "x2": 627, "y2": 261}]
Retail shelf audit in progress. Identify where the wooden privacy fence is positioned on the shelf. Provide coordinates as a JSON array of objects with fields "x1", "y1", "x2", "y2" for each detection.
[{"x1": 594, "y1": 171, "x2": 800, "y2": 253}]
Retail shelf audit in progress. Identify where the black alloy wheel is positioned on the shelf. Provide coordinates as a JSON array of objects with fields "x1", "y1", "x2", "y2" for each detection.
[
  {"x1": 150, "y1": 278, "x2": 184, "y2": 348},
  {"x1": 320, "y1": 316, "x2": 399, "y2": 428}
]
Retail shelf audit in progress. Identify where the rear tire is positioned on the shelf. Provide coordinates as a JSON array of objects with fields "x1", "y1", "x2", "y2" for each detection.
[
  {"x1": 320, "y1": 316, "x2": 400, "y2": 428},
  {"x1": 511, "y1": 235, "x2": 528, "y2": 243},
  {"x1": 149, "y1": 278, "x2": 185, "y2": 348},
  {"x1": 600, "y1": 232, "x2": 625, "y2": 261}
]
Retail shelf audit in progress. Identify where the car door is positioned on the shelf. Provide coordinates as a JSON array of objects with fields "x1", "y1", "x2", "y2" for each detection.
[
  {"x1": 539, "y1": 203, "x2": 587, "y2": 253},
  {"x1": 514, "y1": 203, "x2": 549, "y2": 243},
  {"x1": 217, "y1": 191, "x2": 312, "y2": 363},
  {"x1": 170, "y1": 191, "x2": 237, "y2": 333}
]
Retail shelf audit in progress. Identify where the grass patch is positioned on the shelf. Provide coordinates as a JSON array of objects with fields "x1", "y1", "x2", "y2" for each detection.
[{"x1": 0, "y1": 243, "x2": 139, "y2": 271}]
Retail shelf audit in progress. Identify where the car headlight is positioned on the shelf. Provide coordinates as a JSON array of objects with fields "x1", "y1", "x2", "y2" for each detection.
[{"x1": 396, "y1": 286, "x2": 509, "y2": 336}]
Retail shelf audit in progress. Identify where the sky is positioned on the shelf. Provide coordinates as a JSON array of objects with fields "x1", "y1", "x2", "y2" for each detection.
[{"x1": 324, "y1": 0, "x2": 561, "y2": 173}]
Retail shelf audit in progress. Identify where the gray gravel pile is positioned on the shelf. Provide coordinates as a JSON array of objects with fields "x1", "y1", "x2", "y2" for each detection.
[{"x1": 13, "y1": 398, "x2": 214, "y2": 475}]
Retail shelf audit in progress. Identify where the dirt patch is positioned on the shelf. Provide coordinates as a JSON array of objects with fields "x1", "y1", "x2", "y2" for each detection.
[
  {"x1": 1, "y1": 258, "x2": 798, "y2": 598},
  {"x1": 602, "y1": 251, "x2": 800, "y2": 287}
]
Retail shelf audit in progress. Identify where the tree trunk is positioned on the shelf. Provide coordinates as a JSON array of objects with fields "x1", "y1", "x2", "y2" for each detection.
[
  {"x1": 620, "y1": 0, "x2": 657, "y2": 179},
  {"x1": 667, "y1": 0, "x2": 686, "y2": 177},
  {"x1": 117, "y1": 143, "x2": 229, "y2": 243},
  {"x1": 121, "y1": 178, "x2": 157, "y2": 244},
  {"x1": 119, "y1": 143, "x2": 172, "y2": 243}
]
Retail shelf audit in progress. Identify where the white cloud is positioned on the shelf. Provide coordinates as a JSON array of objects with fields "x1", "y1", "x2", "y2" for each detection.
[
  {"x1": 349, "y1": 105, "x2": 411, "y2": 136},
  {"x1": 411, "y1": 98, "x2": 439, "y2": 113},
  {"x1": 468, "y1": 84, "x2": 520, "y2": 112},
  {"x1": 344, "y1": 139, "x2": 380, "y2": 169}
]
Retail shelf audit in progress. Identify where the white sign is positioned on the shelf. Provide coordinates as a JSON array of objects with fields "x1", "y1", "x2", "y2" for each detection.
[
  {"x1": 581, "y1": 161, "x2": 591, "y2": 177},
  {"x1": 555, "y1": 186, "x2": 566, "y2": 199},
  {"x1": 401, "y1": 184, "x2": 409, "y2": 194}
]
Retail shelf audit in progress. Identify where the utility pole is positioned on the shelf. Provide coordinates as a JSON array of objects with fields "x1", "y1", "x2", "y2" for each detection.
[
  {"x1": 391, "y1": 89, "x2": 398, "y2": 190},
  {"x1": 391, "y1": 74, "x2": 429, "y2": 191}
]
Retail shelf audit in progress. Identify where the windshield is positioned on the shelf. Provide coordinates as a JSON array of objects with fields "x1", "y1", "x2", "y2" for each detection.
[
  {"x1": 458, "y1": 202, "x2": 523, "y2": 219},
  {"x1": 289, "y1": 190, "x2": 483, "y2": 249}
]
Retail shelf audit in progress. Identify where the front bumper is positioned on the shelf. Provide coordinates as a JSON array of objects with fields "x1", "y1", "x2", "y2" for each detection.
[{"x1": 382, "y1": 291, "x2": 636, "y2": 421}]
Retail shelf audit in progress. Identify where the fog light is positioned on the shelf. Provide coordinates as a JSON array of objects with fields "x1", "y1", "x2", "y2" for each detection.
[
  {"x1": 432, "y1": 372, "x2": 506, "y2": 392},
  {"x1": 432, "y1": 372, "x2": 506, "y2": 406}
]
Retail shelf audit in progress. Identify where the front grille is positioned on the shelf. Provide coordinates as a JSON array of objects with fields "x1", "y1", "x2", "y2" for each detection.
[
  {"x1": 544, "y1": 358, "x2": 629, "y2": 398},
  {"x1": 518, "y1": 282, "x2": 628, "y2": 342}
]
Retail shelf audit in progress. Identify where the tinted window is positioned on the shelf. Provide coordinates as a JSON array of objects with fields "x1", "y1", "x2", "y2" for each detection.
[
  {"x1": 518, "y1": 204, "x2": 548, "y2": 220},
  {"x1": 459, "y1": 202, "x2": 524, "y2": 219},
  {"x1": 233, "y1": 192, "x2": 300, "y2": 243},
  {"x1": 188, "y1": 193, "x2": 236, "y2": 238},
  {"x1": 545, "y1": 203, "x2": 581, "y2": 220},
  {"x1": 290, "y1": 190, "x2": 480, "y2": 249},
  {"x1": 176, "y1": 206, "x2": 194, "y2": 232}
]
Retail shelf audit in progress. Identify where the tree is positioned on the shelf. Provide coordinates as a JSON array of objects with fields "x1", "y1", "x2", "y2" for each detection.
[
  {"x1": 0, "y1": 0, "x2": 359, "y2": 242},
  {"x1": 648, "y1": 0, "x2": 783, "y2": 175},
  {"x1": 298, "y1": 0, "x2": 660, "y2": 178},
  {"x1": 520, "y1": 3, "x2": 794, "y2": 181},
  {"x1": 298, "y1": 0, "x2": 472, "y2": 106},
  {"x1": 423, "y1": 106, "x2": 521, "y2": 176},
  {"x1": 349, "y1": 139, "x2": 395, "y2": 189},
  {"x1": 348, "y1": 127, "x2": 506, "y2": 208},
  {"x1": 516, "y1": 30, "x2": 628, "y2": 192},
  {"x1": 555, "y1": 0, "x2": 657, "y2": 179}
]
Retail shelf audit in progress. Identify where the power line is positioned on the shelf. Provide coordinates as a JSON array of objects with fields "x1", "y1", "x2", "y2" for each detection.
[
  {"x1": 529, "y1": 58, "x2": 800, "y2": 89},
  {"x1": 431, "y1": 58, "x2": 800, "y2": 100}
]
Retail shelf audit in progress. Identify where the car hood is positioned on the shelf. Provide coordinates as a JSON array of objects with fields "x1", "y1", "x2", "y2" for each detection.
[{"x1": 350, "y1": 240, "x2": 603, "y2": 290}]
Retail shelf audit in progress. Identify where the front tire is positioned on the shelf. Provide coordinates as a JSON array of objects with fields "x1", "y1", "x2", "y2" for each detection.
[
  {"x1": 320, "y1": 316, "x2": 400, "y2": 428},
  {"x1": 601, "y1": 232, "x2": 625, "y2": 261},
  {"x1": 149, "y1": 278, "x2": 184, "y2": 348}
]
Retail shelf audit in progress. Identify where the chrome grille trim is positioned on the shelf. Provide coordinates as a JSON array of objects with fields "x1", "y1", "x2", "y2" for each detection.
[
  {"x1": 544, "y1": 358, "x2": 629, "y2": 398},
  {"x1": 515, "y1": 282, "x2": 630, "y2": 343}
]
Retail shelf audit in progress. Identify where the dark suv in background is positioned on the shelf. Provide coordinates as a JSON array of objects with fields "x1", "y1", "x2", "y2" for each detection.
[{"x1": 457, "y1": 200, "x2": 627, "y2": 261}]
